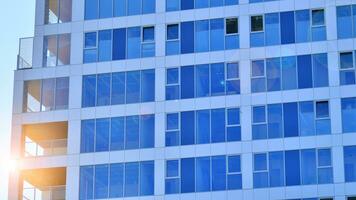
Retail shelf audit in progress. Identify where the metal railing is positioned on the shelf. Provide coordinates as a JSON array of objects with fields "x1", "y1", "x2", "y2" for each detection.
[
  {"x1": 17, "y1": 37, "x2": 33, "y2": 70},
  {"x1": 24, "y1": 139, "x2": 67, "y2": 157},
  {"x1": 23, "y1": 185, "x2": 65, "y2": 200}
]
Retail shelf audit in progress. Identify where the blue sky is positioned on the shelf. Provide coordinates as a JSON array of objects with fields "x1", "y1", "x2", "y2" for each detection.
[{"x1": 0, "y1": 0, "x2": 35, "y2": 198}]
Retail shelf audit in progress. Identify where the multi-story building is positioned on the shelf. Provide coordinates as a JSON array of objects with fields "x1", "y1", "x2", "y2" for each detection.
[{"x1": 9, "y1": 0, "x2": 356, "y2": 199}]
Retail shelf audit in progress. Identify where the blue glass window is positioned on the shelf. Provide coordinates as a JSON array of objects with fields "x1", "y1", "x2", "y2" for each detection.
[
  {"x1": 281, "y1": 56, "x2": 297, "y2": 90},
  {"x1": 297, "y1": 55, "x2": 313, "y2": 89},
  {"x1": 82, "y1": 75, "x2": 96, "y2": 107},
  {"x1": 225, "y1": 18, "x2": 239, "y2": 49},
  {"x1": 285, "y1": 150, "x2": 301, "y2": 186},
  {"x1": 142, "y1": 0, "x2": 155, "y2": 14},
  {"x1": 250, "y1": 15, "x2": 264, "y2": 47},
  {"x1": 342, "y1": 97, "x2": 356, "y2": 133},
  {"x1": 125, "y1": 162, "x2": 139, "y2": 197},
  {"x1": 269, "y1": 152, "x2": 284, "y2": 187},
  {"x1": 181, "y1": 66, "x2": 195, "y2": 99},
  {"x1": 166, "y1": 24, "x2": 180, "y2": 55},
  {"x1": 195, "y1": 20, "x2": 209, "y2": 52},
  {"x1": 181, "y1": 158, "x2": 195, "y2": 193},
  {"x1": 337, "y1": 6, "x2": 353, "y2": 39},
  {"x1": 166, "y1": 68, "x2": 180, "y2": 100},
  {"x1": 94, "y1": 164, "x2": 109, "y2": 199},
  {"x1": 196, "y1": 64, "x2": 210, "y2": 97},
  {"x1": 299, "y1": 101, "x2": 315, "y2": 136},
  {"x1": 96, "y1": 73, "x2": 111, "y2": 106},
  {"x1": 166, "y1": 0, "x2": 237, "y2": 11},
  {"x1": 196, "y1": 110, "x2": 210, "y2": 144},
  {"x1": 142, "y1": 27, "x2": 155, "y2": 57},
  {"x1": 99, "y1": 0, "x2": 113, "y2": 18},
  {"x1": 296, "y1": 10, "x2": 310, "y2": 43},
  {"x1": 80, "y1": 166, "x2": 94, "y2": 199},
  {"x1": 210, "y1": 18, "x2": 224, "y2": 51},
  {"x1": 112, "y1": 28, "x2": 126, "y2": 60},
  {"x1": 126, "y1": 116, "x2": 139, "y2": 149},
  {"x1": 140, "y1": 115, "x2": 154, "y2": 148},
  {"x1": 311, "y1": 9, "x2": 326, "y2": 41},
  {"x1": 95, "y1": 118, "x2": 110, "y2": 152},
  {"x1": 181, "y1": 0, "x2": 194, "y2": 10},
  {"x1": 141, "y1": 70, "x2": 155, "y2": 102},
  {"x1": 166, "y1": 0, "x2": 179, "y2": 11},
  {"x1": 344, "y1": 146, "x2": 356, "y2": 182},
  {"x1": 211, "y1": 108, "x2": 226, "y2": 143},
  {"x1": 301, "y1": 149, "x2": 317, "y2": 185},
  {"x1": 251, "y1": 60, "x2": 266, "y2": 93},
  {"x1": 81, "y1": 120, "x2": 95, "y2": 153},
  {"x1": 226, "y1": 63, "x2": 240, "y2": 94},
  {"x1": 111, "y1": 117, "x2": 125, "y2": 151},
  {"x1": 140, "y1": 161, "x2": 154, "y2": 195},
  {"x1": 227, "y1": 108, "x2": 241, "y2": 141},
  {"x1": 113, "y1": 0, "x2": 126, "y2": 17},
  {"x1": 196, "y1": 157, "x2": 211, "y2": 192},
  {"x1": 111, "y1": 72, "x2": 125, "y2": 105},
  {"x1": 265, "y1": 13, "x2": 280, "y2": 45},
  {"x1": 166, "y1": 113, "x2": 180, "y2": 146},
  {"x1": 253, "y1": 153, "x2": 268, "y2": 188},
  {"x1": 195, "y1": 0, "x2": 209, "y2": 8},
  {"x1": 252, "y1": 106, "x2": 267, "y2": 140},
  {"x1": 283, "y1": 103, "x2": 299, "y2": 137},
  {"x1": 166, "y1": 160, "x2": 180, "y2": 194},
  {"x1": 227, "y1": 155, "x2": 242, "y2": 190},
  {"x1": 340, "y1": 52, "x2": 356, "y2": 85},
  {"x1": 313, "y1": 53, "x2": 329, "y2": 87},
  {"x1": 315, "y1": 101, "x2": 331, "y2": 135},
  {"x1": 85, "y1": 0, "x2": 98, "y2": 20},
  {"x1": 317, "y1": 149, "x2": 333, "y2": 184},
  {"x1": 211, "y1": 63, "x2": 225, "y2": 96},
  {"x1": 212, "y1": 156, "x2": 226, "y2": 191},
  {"x1": 267, "y1": 104, "x2": 283, "y2": 138},
  {"x1": 127, "y1": 27, "x2": 141, "y2": 59},
  {"x1": 181, "y1": 21, "x2": 194, "y2": 54},
  {"x1": 84, "y1": 32, "x2": 97, "y2": 63},
  {"x1": 109, "y1": 163, "x2": 124, "y2": 198},
  {"x1": 267, "y1": 57, "x2": 281, "y2": 91},
  {"x1": 280, "y1": 11, "x2": 295, "y2": 44},
  {"x1": 126, "y1": 71, "x2": 140, "y2": 103},
  {"x1": 181, "y1": 111, "x2": 195, "y2": 145}
]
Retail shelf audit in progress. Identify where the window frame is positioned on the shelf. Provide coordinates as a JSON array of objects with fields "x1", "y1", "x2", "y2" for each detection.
[
  {"x1": 311, "y1": 8, "x2": 326, "y2": 27},
  {"x1": 165, "y1": 112, "x2": 181, "y2": 146},
  {"x1": 166, "y1": 23, "x2": 180, "y2": 41},
  {"x1": 251, "y1": 59, "x2": 267, "y2": 92},
  {"x1": 339, "y1": 51, "x2": 356, "y2": 85},
  {"x1": 253, "y1": 152, "x2": 269, "y2": 187},
  {"x1": 225, "y1": 17, "x2": 239, "y2": 35},
  {"x1": 142, "y1": 25, "x2": 155, "y2": 43},
  {"x1": 250, "y1": 15, "x2": 265, "y2": 33},
  {"x1": 165, "y1": 67, "x2": 181, "y2": 100},
  {"x1": 84, "y1": 31, "x2": 99, "y2": 62},
  {"x1": 316, "y1": 148, "x2": 333, "y2": 184},
  {"x1": 165, "y1": 159, "x2": 181, "y2": 193}
]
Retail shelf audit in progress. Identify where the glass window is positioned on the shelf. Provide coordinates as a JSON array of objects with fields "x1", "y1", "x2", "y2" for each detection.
[
  {"x1": 280, "y1": 11, "x2": 295, "y2": 44},
  {"x1": 251, "y1": 60, "x2": 266, "y2": 93},
  {"x1": 166, "y1": 113, "x2": 180, "y2": 146},
  {"x1": 43, "y1": 35, "x2": 58, "y2": 67},
  {"x1": 96, "y1": 73, "x2": 111, "y2": 106},
  {"x1": 141, "y1": 69, "x2": 155, "y2": 102},
  {"x1": 142, "y1": 0, "x2": 155, "y2": 14},
  {"x1": 212, "y1": 156, "x2": 226, "y2": 191},
  {"x1": 181, "y1": 0, "x2": 194, "y2": 10},
  {"x1": 111, "y1": 117, "x2": 125, "y2": 151},
  {"x1": 285, "y1": 150, "x2": 301, "y2": 186},
  {"x1": 254, "y1": 153, "x2": 267, "y2": 171},
  {"x1": 124, "y1": 162, "x2": 139, "y2": 197},
  {"x1": 253, "y1": 106, "x2": 267, "y2": 140},
  {"x1": 342, "y1": 97, "x2": 356, "y2": 133},
  {"x1": 299, "y1": 101, "x2": 315, "y2": 136},
  {"x1": 94, "y1": 164, "x2": 109, "y2": 199},
  {"x1": 81, "y1": 120, "x2": 95, "y2": 153},
  {"x1": 296, "y1": 9, "x2": 311, "y2": 43},
  {"x1": 181, "y1": 21, "x2": 194, "y2": 54},
  {"x1": 128, "y1": 0, "x2": 141, "y2": 15},
  {"x1": 253, "y1": 153, "x2": 268, "y2": 188},
  {"x1": 45, "y1": 0, "x2": 72, "y2": 24},
  {"x1": 313, "y1": 53, "x2": 329, "y2": 87},
  {"x1": 85, "y1": 0, "x2": 98, "y2": 20},
  {"x1": 84, "y1": 32, "x2": 97, "y2": 63},
  {"x1": 111, "y1": 72, "x2": 125, "y2": 105},
  {"x1": 113, "y1": 0, "x2": 126, "y2": 17},
  {"x1": 301, "y1": 149, "x2": 317, "y2": 185},
  {"x1": 316, "y1": 101, "x2": 329, "y2": 118},
  {"x1": 265, "y1": 13, "x2": 280, "y2": 46},
  {"x1": 195, "y1": 0, "x2": 209, "y2": 8},
  {"x1": 210, "y1": 18, "x2": 224, "y2": 51},
  {"x1": 195, "y1": 20, "x2": 209, "y2": 52},
  {"x1": 196, "y1": 157, "x2": 211, "y2": 192},
  {"x1": 337, "y1": 6, "x2": 353, "y2": 39},
  {"x1": 267, "y1": 57, "x2": 281, "y2": 91},
  {"x1": 82, "y1": 75, "x2": 97, "y2": 108},
  {"x1": 181, "y1": 158, "x2": 195, "y2": 193},
  {"x1": 127, "y1": 27, "x2": 141, "y2": 59},
  {"x1": 80, "y1": 166, "x2": 94, "y2": 199},
  {"x1": 140, "y1": 161, "x2": 154, "y2": 195},
  {"x1": 269, "y1": 152, "x2": 284, "y2": 187},
  {"x1": 23, "y1": 80, "x2": 41, "y2": 112},
  {"x1": 195, "y1": 64, "x2": 210, "y2": 97},
  {"x1": 210, "y1": 0, "x2": 223, "y2": 7},
  {"x1": 211, "y1": 108, "x2": 226, "y2": 143},
  {"x1": 181, "y1": 66, "x2": 195, "y2": 99},
  {"x1": 267, "y1": 104, "x2": 283, "y2": 138},
  {"x1": 55, "y1": 77, "x2": 69, "y2": 110},
  {"x1": 181, "y1": 111, "x2": 195, "y2": 145},
  {"x1": 166, "y1": 68, "x2": 180, "y2": 100},
  {"x1": 41, "y1": 79, "x2": 55, "y2": 111},
  {"x1": 196, "y1": 110, "x2": 210, "y2": 144},
  {"x1": 166, "y1": 0, "x2": 180, "y2": 11},
  {"x1": 99, "y1": 0, "x2": 113, "y2": 18},
  {"x1": 98, "y1": 30, "x2": 112, "y2": 62},
  {"x1": 143, "y1": 26, "x2": 155, "y2": 42},
  {"x1": 251, "y1": 15, "x2": 264, "y2": 32},
  {"x1": 283, "y1": 103, "x2": 299, "y2": 137},
  {"x1": 297, "y1": 55, "x2": 313, "y2": 89},
  {"x1": 57, "y1": 34, "x2": 71, "y2": 66},
  {"x1": 109, "y1": 164, "x2": 124, "y2": 198},
  {"x1": 125, "y1": 116, "x2": 139, "y2": 149},
  {"x1": 226, "y1": 18, "x2": 238, "y2": 34},
  {"x1": 166, "y1": 160, "x2": 179, "y2": 177},
  {"x1": 318, "y1": 149, "x2": 333, "y2": 184},
  {"x1": 312, "y1": 9, "x2": 325, "y2": 26},
  {"x1": 228, "y1": 155, "x2": 242, "y2": 190},
  {"x1": 340, "y1": 52, "x2": 356, "y2": 85},
  {"x1": 112, "y1": 28, "x2": 126, "y2": 60},
  {"x1": 211, "y1": 63, "x2": 225, "y2": 96},
  {"x1": 344, "y1": 146, "x2": 356, "y2": 182},
  {"x1": 139, "y1": 115, "x2": 154, "y2": 148},
  {"x1": 281, "y1": 56, "x2": 297, "y2": 90},
  {"x1": 167, "y1": 24, "x2": 179, "y2": 40},
  {"x1": 95, "y1": 118, "x2": 110, "y2": 152},
  {"x1": 126, "y1": 71, "x2": 140, "y2": 103},
  {"x1": 226, "y1": 63, "x2": 240, "y2": 94}
]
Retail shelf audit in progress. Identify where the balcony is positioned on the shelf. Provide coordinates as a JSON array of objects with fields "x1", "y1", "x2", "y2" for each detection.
[
  {"x1": 22, "y1": 168, "x2": 66, "y2": 200},
  {"x1": 22, "y1": 122, "x2": 68, "y2": 157},
  {"x1": 17, "y1": 37, "x2": 33, "y2": 70}
]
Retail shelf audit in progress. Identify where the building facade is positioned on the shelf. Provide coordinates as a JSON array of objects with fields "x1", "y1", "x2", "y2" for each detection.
[{"x1": 9, "y1": 0, "x2": 356, "y2": 199}]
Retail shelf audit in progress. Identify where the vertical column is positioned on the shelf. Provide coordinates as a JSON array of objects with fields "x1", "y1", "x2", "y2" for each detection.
[
  {"x1": 35, "y1": 0, "x2": 45, "y2": 26},
  {"x1": 332, "y1": 146, "x2": 345, "y2": 183},
  {"x1": 66, "y1": 166, "x2": 80, "y2": 199},
  {"x1": 72, "y1": 0, "x2": 85, "y2": 22}
]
